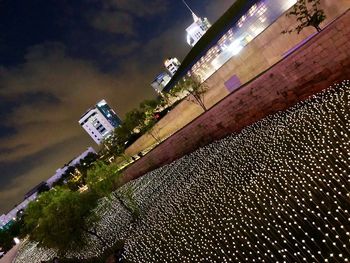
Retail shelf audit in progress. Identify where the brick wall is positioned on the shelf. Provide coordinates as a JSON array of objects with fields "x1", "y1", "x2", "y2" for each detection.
[{"x1": 122, "y1": 10, "x2": 350, "y2": 182}]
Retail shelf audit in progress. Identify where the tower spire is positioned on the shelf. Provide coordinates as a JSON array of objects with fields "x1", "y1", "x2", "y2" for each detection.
[{"x1": 183, "y1": 0, "x2": 199, "y2": 21}]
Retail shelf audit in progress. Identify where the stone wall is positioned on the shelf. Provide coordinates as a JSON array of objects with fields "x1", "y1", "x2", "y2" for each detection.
[
  {"x1": 124, "y1": 2, "x2": 350, "y2": 159},
  {"x1": 122, "y1": 9, "x2": 350, "y2": 182}
]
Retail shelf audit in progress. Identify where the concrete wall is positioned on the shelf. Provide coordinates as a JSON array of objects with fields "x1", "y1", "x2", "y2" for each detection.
[
  {"x1": 122, "y1": 9, "x2": 350, "y2": 182},
  {"x1": 123, "y1": 2, "x2": 349, "y2": 160}
]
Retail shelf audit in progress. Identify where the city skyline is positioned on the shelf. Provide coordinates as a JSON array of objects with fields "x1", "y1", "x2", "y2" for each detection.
[
  {"x1": 0, "y1": 0, "x2": 234, "y2": 214},
  {"x1": 1, "y1": 0, "x2": 349, "y2": 260}
]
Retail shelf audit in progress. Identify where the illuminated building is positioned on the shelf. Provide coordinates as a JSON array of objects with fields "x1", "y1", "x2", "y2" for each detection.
[
  {"x1": 189, "y1": 0, "x2": 298, "y2": 82},
  {"x1": 184, "y1": 0, "x2": 211, "y2": 47},
  {"x1": 164, "y1": 0, "x2": 298, "y2": 93},
  {"x1": 164, "y1": 57, "x2": 181, "y2": 76},
  {"x1": 151, "y1": 72, "x2": 172, "y2": 94},
  {"x1": 79, "y1": 100, "x2": 122, "y2": 145}
]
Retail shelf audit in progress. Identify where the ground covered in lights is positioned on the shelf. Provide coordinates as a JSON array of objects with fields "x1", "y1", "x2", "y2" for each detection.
[{"x1": 15, "y1": 81, "x2": 350, "y2": 262}]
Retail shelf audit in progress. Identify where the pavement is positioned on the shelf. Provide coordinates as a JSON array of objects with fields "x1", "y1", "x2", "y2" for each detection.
[{"x1": 0, "y1": 245, "x2": 20, "y2": 263}]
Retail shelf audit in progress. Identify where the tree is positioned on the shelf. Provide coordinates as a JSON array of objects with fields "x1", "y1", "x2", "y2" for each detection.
[
  {"x1": 0, "y1": 229, "x2": 13, "y2": 251},
  {"x1": 139, "y1": 99, "x2": 165, "y2": 143},
  {"x1": 105, "y1": 108, "x2": 147, "y2": 153},
  {"x1": 8, "y1": 217, "x2": 25, "y2": 238},
  {"x1": 139, "y1": 99, "x2": 159, "y2": 115},
  {"x1": 66, "y1": 172, "x2": 84, "y2": 191},
  {"x1": 37, "y1": 182, "x2": 50, "y2": 194},
  {"x1": 23, "y1": 190, "x2": 56, "y2": 236},
  {"x1": 123, "y1": 109, "x2": 146, "y2": 134},
  {"x1": 140, "y1": 116, "x2": 161, "y2": 144},
  {"x1": 52, "y1": 166, "x2": 76, "y2": 187},
  {"x1": 159, "y1": 91, "x2": 171, "y2": 106},
  {"x1": 99, "y1": 98, "x2": 164, "y2": 162},
  {"x1": 86, "y1": 161, "x2": 122, "y2": 198},
  {"x1": 179, "y1": 75, "x2": 209, "y2": 112},
  {"x1": 100, "y1": 132, "x2": 129, "y2": 162},
  {"x1": 76, "y1": 152, "x2": 98, "y2": 174},
  {"x1": 117, "y1": 102, "x2": 162, "y2": 146},
  {"x1": 23, "y1": 188, "x2": 104, "y2": 252},
  {"x1": 161, "y1": 82, "x2": 184, "y2": 107},
  {"x1": 0, "y1": 220, "x2": 23, "y2": 253},
  {"x1": 283, "y1": 0, "x2": 326, "y2": 34},
  {"x1": 100, "y1": 107, "x2": 152, "y2": 162},
  {"x1": 114, "y1": 124, "x2": 132, "y2": 145}
]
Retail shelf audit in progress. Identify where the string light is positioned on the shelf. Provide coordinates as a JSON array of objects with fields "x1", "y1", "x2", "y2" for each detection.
[{"x1": 14, "y1": 81, "x2": 350, "y2": 262}]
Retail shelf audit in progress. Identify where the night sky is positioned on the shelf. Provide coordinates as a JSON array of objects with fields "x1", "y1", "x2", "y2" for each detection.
[{"x1": 0, "y1": 0, "x2": 234, "y2": 214}]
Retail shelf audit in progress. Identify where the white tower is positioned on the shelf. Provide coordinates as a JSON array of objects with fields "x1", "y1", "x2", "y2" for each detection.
[
  {"x1": 164, "y1": 57, "x2": 181, "y2": 76},
  {"x1": 184, "y1": 0, "x2": 211, "y2": 47}
]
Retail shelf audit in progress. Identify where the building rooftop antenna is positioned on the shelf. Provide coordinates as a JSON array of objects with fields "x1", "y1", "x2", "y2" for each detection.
[{"x1": 183, "y1": 0, "x2": 199, "y2": 21}]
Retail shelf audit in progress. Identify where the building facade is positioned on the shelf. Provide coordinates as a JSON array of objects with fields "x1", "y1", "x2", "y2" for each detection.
[
  {"x1": 184, "y1": 1, "x2": 211, "y2": 47},
  {"x1": 151, "y1": 72, "x2": 172, "y2": 94},
  {"x1": 0, "y1": 193, "x2": 37, "y2": 230},
  {"x1": 164, "y1": 57, "x2": 181, "y2": 76},
  {"x1": 79, "y1": 100, "x2": 122, "y2": 144},
  {"x1": 0, "y1": 214, "x2": 7, "y2": 228},
  {"x1": 184, "y1": 0, "x2": 299, "y2": 83},
  {"x1": 46, "y1": 147, "x2": 96, "y2": 187}
]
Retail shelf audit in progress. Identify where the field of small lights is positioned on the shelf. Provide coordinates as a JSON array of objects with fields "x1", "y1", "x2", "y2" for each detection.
[{"x1": 15, "y1": 81, "x2": 350, "y2": 262}]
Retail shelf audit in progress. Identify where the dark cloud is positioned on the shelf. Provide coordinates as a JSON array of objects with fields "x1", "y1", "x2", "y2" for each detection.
[
  {"x1": 0, "y1": 135, "x2": 90, "y2": 213},
  {"x1": 0, "y1": 124, "x2": 15, "y2": 139},
  {"x1": 104, "y1": 41, "x2": 141, "y2": 58},
  {"x1": 0, "y1": 1, "x2": 234, "y2": 213},
  {"x1": 0, "y1": 40, "x2": 159, "y2": 213},
  {"x1": 103, "y1": 0, "x2": 168, "y2": 17},
  {"x1": 90, "y1": 0, "x2": 168, "y2": 35},
  {"x1": 0, "y1": 144, "x2": 28, "y2": 157},
  {"x1": 91, "y1": 11, "x2": 135, "y2": 35},
  {"x1": 0, "y1": 42, "x2": 150, "y2": 163}
]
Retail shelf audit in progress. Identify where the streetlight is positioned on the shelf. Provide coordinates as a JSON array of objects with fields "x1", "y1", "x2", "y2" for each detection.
[{"x1": 13, "y1": 237, "x2": 20, "y2": 244}]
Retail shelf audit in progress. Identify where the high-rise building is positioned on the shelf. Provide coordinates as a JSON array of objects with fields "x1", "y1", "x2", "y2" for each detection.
[
  {"x1": 184, "y1": 0, "x2": 211, "y2": 47},
  {"x1": 164, "y1": 57, "x2": 181, "y2": 76},
  {"x1": 79, "y1": 100, "x2": 122, "y2": 145},
  {"x1": 151, "y1": 72, "x2": 172, "y2": 94}
]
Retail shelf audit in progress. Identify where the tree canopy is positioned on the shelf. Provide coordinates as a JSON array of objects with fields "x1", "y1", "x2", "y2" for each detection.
[
  {"x1": 101, "y1": 98, "x2": 165, "y2": 161},
  {"x1": 0, "y1": 219, "x2": 25, "y2": 252},
  {"x1": 283, "y1": 0, "x2": 326, "y2": 33},
  {"x1": 176, "y1": 75, "x2": 209, "y2": 112},
  {"x1": 86, "y1": 161, "x2": 122, "y2": 198},
  {"x1": 23, "y1": 188, "x2": 100, "y2": 252}
]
